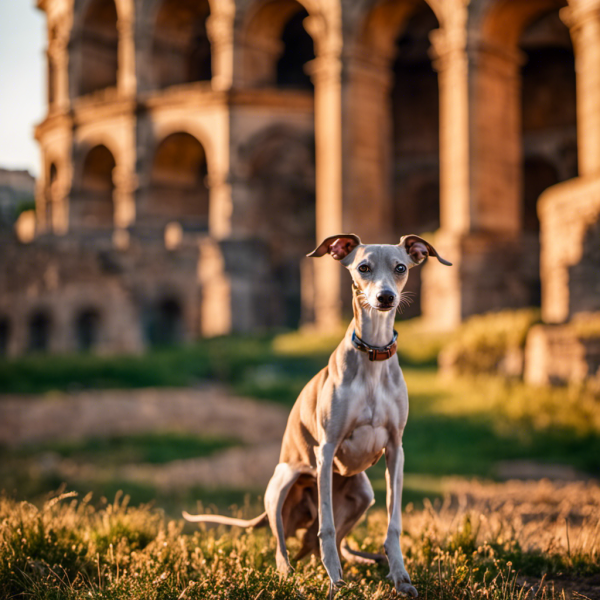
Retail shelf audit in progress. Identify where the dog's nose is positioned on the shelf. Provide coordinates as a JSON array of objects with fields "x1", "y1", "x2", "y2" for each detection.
[{"x1": 377, "y1": 291, "x2": 396, "y2": 305}]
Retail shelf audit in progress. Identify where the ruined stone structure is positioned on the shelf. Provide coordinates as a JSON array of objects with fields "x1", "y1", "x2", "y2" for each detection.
[
  {"x1": 0, "y1": 169, "x2": 36, "y2": 227},
  {"x1": 0, "y1": 0, "x2": 599, "y2": 359}
]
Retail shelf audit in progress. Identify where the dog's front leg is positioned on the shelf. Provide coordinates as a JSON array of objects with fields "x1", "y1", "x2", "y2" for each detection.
[
  {"x1": 384, "y1": 438, "x2": 418, "y2": 597},
  {"x1": 316, "y1": 441, "x2": 344, "y2": 597}
]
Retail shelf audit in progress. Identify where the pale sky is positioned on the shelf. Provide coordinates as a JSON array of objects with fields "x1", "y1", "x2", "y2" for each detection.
[{"x1": 0, "y1": 1, "x2": 46, "y2": 177}]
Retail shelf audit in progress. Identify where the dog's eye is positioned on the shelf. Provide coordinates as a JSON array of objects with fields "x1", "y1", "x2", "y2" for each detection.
[
  {"x1": 395, "y1": 264, "x2": 407, "y2": 274},
  {"x1": 358, "y1": 264, "x2": 371, "y2": 273}
]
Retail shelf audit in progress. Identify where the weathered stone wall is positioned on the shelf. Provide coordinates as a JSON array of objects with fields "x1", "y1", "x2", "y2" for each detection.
[{"x1": 9, "y1": 0, "x2": 598, "y2": 361}]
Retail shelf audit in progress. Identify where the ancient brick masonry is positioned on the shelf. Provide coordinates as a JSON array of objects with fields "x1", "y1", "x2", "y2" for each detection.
[{"x1": 0, "y1": 0, "x2": 599, "y2": 369}]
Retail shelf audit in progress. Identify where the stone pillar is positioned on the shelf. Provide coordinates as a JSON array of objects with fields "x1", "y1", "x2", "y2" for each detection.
[
  {"x1": 208, "y1": 171, "x2": 232, "y2": 238},
  {"x1": 343, "y1": 52, "x2": 394, "y2": 243},
  {"x1": 471, "y1": 42, "x2": 524, "y2": 234},
  {"x1": 207, "y1": 3, "x2": 235, "y2": 91},
  {"x1": 112, "y1": 167, "x2": 137, "y2": 228},
  {"x1": 117, "y1": 10, "x2": 136, "y2": 97},
  {"x1": 430, "y1": 25, "x2": 471, "y2": 235},
  {"x1": 310, "y1": 51, "x2": 344, "y2": 329},
  {"x1": 562, "y1": 2, "x2": 600, "y2": 176},
  {"x1": 47, "y1": 24, "x2": 70, "y2": 112},
  {"x1": 53, "y1": 176, "x2": 70, "y2": 235},
  {"x1": 420, "y1": 25, "x2": 471, "y2": 329}
]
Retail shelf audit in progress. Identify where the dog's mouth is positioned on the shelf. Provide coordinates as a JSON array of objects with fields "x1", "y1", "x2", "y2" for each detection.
[{"x1": 375, "y1": 304, "x2": 395, "y2": 312}]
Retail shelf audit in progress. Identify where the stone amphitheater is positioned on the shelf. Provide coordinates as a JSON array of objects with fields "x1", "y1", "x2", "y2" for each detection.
[{"x1": 0, "y1": 0, "x2": 599, "y2": 384}]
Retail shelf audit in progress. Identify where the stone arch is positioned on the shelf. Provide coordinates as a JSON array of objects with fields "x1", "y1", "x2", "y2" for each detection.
[
  {"x1": 71, "y1": 144, "x2": 116, "y2": 229},
  {"x1": 75, "y1": 307, "x2": 102, "y2": 351},
  {"x1": 28, "y1": 310, "x2": 52, "y2": 353},
  {"x1": 520, "y1": 9, "x2": 577, "y2": 185},
  {"x1": 146, "y1": 132, "x2": 210, "y2": 230},
  {"x1": 240, "y1": 0, "x2": 316, "y2": 88},
  {"x1": 151, "y1": 0, "x2": 212, "y2": 88},
  {"x1": 77, "y1": 0, "x2": 119, "y2": 96},
  {"x1": 0, "y1": 316, "x2": 10, "y2": 356},
  {"x1": 243, "y1": 125, "x2": 316, "y2": 327},
  {"x1": 354, "y1": 0, "x2": 440, "y2": 61}
]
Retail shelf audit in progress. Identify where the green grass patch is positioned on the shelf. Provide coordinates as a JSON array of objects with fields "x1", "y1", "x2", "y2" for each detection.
[
  {"x1": 0, "y1": 319, "x2": 447, "y2": 398},
  {"x1": 9, "y1": 432, "x2": 238, "y2": 466}
]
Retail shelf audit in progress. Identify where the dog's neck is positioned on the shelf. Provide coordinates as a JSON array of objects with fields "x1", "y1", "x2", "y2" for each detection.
[{"x1": 351, "y1": 285, "x2": 396, "y2": 348}]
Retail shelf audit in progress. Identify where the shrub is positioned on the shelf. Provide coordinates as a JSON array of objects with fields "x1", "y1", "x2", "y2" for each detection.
[{"x1": 439, "y1": 309, "x2": 541, "y2": 377}]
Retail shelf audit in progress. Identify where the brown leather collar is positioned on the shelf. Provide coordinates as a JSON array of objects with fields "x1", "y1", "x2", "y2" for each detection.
[{"x1": 351, "y1": 329, "x2": 398, "y2": 362}]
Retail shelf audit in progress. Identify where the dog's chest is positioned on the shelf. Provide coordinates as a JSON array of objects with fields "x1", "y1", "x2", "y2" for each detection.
[{"x1": 333, "y1": 369, "x2": 401, "y2": 476}]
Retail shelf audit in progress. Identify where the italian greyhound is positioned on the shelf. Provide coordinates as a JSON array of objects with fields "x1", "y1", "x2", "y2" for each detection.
[{"x1": 184, "y1": 234, "x2": 451, "y2": 598}]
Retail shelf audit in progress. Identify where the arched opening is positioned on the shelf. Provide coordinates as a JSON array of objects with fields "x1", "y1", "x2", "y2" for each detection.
[
  {"x1": 0, "y1": 317, "x2": 10, "y2": 356},
  {"x1": 75, "y1": 308, "x2": 101, "y2": 351},
  {"x1": 392, "y1": 4, "x2": 440, "y2": 319},
  {"x1": 147, "y1": 132, "x2": 209, "y2": 230},
  {"x1": 28, "y1": 311, "x2": 52, "y2": 353},
  {"x1": 72, "y1": 145, "x2": 115, "y2": 229},
  {"x1": 146, "y1": 297, "x2": 183, "y2": 346},
  {"x1": 354, "y1": 0, "x2": 440, "y2": 318},
  {"x1": 46, "y1": 163, "x2": 57, "y2": 231},
  {"x1": 523, "y1": 157, "x2": 559, "y2": 232},
  {"x1": 472, "y1": 0, "x2": 576, "y2": 312},
  {"x1": 391, "y1": 4, "x2": 440, "y2": 236},
  {"x1": 246, "y1": 128, "x2": 316, "y2": 327},
  {"x1": 521, "y1": 10, "x2": 577, "y2": 223},
  {"x1": 79, "y1": 0, "x2": 118, "y2": 96},
  {"x1": 276, "y1": 8, "x2": 315, "y2": 89},
  {"x1": 152, "y1": 0, "x2": 212, "y2": 88},
  {"x1": 242, "y1": 0, "x2": 315, "y2": 88}
]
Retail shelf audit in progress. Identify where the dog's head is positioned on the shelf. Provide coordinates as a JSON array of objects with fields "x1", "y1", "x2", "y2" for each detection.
[{"x1": 307, "y1": 234, "x2": 451, "y2": 312}]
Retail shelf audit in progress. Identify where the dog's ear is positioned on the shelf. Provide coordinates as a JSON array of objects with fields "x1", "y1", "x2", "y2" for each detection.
[
  {"x1": 399, "y1": 235, "x2": 452, "y2": 267},
  {"x1": 307, "y1": 234, "x2": 361, "y2": 261}
]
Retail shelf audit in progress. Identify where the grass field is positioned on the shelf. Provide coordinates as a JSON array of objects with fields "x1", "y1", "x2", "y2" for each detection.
[
  {"x1": 1, "y1": 481, "x2": 599, "y2": 600},
  {"x1": 1, "y1": 321, "x2": 599, "y2": 598}
]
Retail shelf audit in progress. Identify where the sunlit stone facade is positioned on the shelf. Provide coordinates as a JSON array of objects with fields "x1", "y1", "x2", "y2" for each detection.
[{"x1": 0, "y1": 0, "x2": 599, "y2": 362}]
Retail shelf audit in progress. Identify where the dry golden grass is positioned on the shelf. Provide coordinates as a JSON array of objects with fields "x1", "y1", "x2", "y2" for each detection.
[{"x1": 1, "y1": 479, "x2": 598, "y2": 600}]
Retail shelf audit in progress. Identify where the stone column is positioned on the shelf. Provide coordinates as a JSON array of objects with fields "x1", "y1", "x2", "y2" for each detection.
[
  {"x1": 420, "y1": 25, "x2": 472, "y2": 329},
  {"x1": 112, "y1": 166, "x2": 137, "y2": 228},
  {"x1": 53, "y1": 176, "x2": 70, "y2": 235},
  {"x1": 310, "y1": 51, "x2": 344, "y2": 329},
  {"x1": 343, "y1": 51, "x2": 394, "y2": 243},
  {"x1": 471, "y1": 42, "x2": 524, "y2": 234},
  {"x1": 117, "y1": 10, "x2": 136, "y2": 97},
  {"x1": 208, "y1": 171, "x2": 232, "y2": 238},
  {"x1": 430, "y1": 25, "x2": 471, "y2": 235},
  {"x1": 562, "y1": 2, "x2": 600, "y2": 176},
  {"x1": 47, "y1": 24, "x2": 70, "y2": 112},
  {"x1": 207, "y1": 4, "x2": 235, "y2": 91}
]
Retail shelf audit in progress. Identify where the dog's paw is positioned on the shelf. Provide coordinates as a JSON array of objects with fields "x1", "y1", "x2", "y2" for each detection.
[
  {"x1": 276, "y1": 555, "x2": 294, "y2": 577},
  {"x1": 387, "y1": 571, "x2": 418, "y2": 597},
  {"x1": 327, "y1": 579, "x2": 346, "y2": 600},
  {"x1": 395, "y1": 583, "x2": 418, "y2": 597},
  {"x1": 323, "y1": 558, "x2": 344, "y2": 586}
]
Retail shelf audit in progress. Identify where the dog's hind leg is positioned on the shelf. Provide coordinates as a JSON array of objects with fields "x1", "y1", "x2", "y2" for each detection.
[
  {"x1": 265, "y1": 463, "x2": 301, "y2": 576},
  {"x1": 333, "y1": 473, "x2": 386, "y2": 565}
]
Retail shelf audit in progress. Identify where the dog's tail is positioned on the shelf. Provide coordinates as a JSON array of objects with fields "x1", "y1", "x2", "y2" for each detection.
[
  {"x1": 341, "y1": 541, "x2": 387, "y2": 565},
  {"x1": 182, "y1": 510, "x2": 268, "y2": 529}
]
